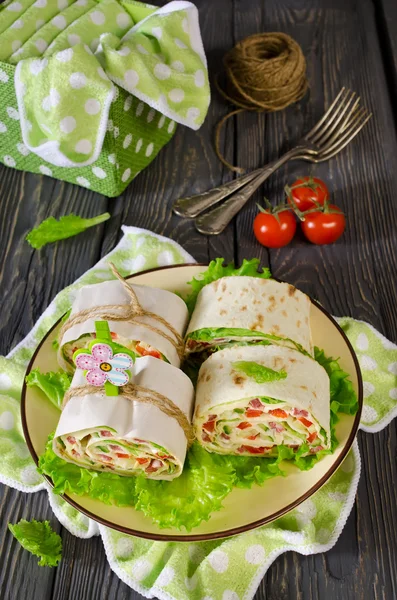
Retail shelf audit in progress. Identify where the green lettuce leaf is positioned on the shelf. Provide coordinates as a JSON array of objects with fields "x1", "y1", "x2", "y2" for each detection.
[
  {"x1": 134, "y1": 443, "x2": 236, "y2": 530},
  {"x1": 8, "y1": 519, "x2": 62, "y2": 567},
  {"x1": 26, "y1": 213, "x2": 110, "y2": 250},
  {"x1": 184, "y1": 258, "x2": 271, "y2": 314},
  {"x1": 26, "y1": 369, "x2": 72, "y2": 410},
  {"x1": 38, "y1": 436, "x2": 138, "y2": 506},
  {"x1": 187, "y1": 327, "x2": 310, "y2": 356},
  {"x1": 39, "y1": 348, "x2": 358, "y2": 530},
  {"x1": 233, "y1": 361, "x2": 287, "y2": 383}
]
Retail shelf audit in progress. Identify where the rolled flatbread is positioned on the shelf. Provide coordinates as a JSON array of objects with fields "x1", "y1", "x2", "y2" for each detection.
[
  {"x1": 53, "y1": 357, "x2": 195, "y2": 480},
  {"x1": 185, "y1": 277, "x2": 313, "y2": 356},
  {"x1": 58, "y1": 280, "x2": 188, "y2": 371},
  {"x1": 194, "y1": 345, "x2": 330, "y2": 457}
]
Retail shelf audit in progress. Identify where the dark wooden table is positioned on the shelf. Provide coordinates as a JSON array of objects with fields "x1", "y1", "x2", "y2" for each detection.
[{"x1": 1, "y1": 0, "x2": 397, "y2": 598}]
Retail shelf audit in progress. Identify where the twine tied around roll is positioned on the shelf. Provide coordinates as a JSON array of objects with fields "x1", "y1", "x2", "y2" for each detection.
[
  {"x1": 62, "y1": 382, "x2": 195, "y2": 447},
  {"x1": 215, "y1": 32, "x2": 308, "y2": 173},
  {"x1": 58, "y1": 263, "x2": 185, "y2": 361}
]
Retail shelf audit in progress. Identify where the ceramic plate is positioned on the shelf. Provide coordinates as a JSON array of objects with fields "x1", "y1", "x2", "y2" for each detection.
[{"x1": 21, "y1": 264, "x2": 363, "y2": 541}]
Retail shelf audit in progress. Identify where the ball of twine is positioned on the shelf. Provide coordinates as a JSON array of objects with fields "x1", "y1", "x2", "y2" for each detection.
[{"x1": 215, "y1": 32, "x2": 308, "y2": 173}]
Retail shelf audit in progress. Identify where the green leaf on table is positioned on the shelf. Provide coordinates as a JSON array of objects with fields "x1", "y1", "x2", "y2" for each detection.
[
  {"x1": 26, "y1": 212, "x2": 110, "y2": 250},
  {"x1": 8, "y1": 519, "x2": 62, "y2": 567},
  {"x1": 184, "y1": 257, "x2": 271, "y2": 314},
  {"x1": 26, "y1": 369, "x2": 72, "y2": 410}
]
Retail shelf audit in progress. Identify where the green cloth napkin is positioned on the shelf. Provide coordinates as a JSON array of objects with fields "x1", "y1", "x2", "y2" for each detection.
[
  {"x1": 0, "y1": 0, "x2": 209, "y2": 167},
  {"x1": 1, "y1": 226, "x2": 396, "y2": 600}
]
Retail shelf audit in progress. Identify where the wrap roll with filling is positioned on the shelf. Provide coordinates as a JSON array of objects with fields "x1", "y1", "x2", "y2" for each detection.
[
  {"x1": 185, "y1": 277, "x2": 313, "y2": 356},
  {"x1": 194, "y1": 345, "x2": 330, "y2": 457},
  {"x1": 53, "y1": 357, "x2": 195, "y2": 480},
  {"x1": 58, "y1": 279, "x2": 188, "y2": 371}
]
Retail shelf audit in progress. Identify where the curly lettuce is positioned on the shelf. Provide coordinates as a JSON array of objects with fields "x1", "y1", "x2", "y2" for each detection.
[
  {"x1": 26, "y1": 369, "x2": 72, "y2": 410},
  {"x1": 8, "y1": 519, "x2": 62, "y2": 567},
  {"x1": 38, "y1": 435, "x2": 138, "y2": 506},
  {"x1": 38, "y1": 349, "x2": 358, "y2": 530},
  {"x1": 184, "y1": 258, "x2": 271, "y2": 314}
]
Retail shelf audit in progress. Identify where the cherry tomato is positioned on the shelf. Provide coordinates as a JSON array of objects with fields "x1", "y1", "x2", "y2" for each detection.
[
  {"x1": 289, "y1": 177, "x2": 329, "y2": 211},
  {"x1": 301, "y1": 205, "x2": 346, "y2": 245},
  {"x1": 253, "y1": 209, "x2": 296, "y2": 248}
]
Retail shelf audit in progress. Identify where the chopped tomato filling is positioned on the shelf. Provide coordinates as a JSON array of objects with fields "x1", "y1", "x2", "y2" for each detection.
[
  {"x1": 203, "y1": 420, "x2": 216, "y2": 433},
  {"x1": 237, "y1": 421, "x2": 252, "y2": 430},
  {"x1": 307, "y1": 432, "x2": 318, "y2": 444},
  {"x1": 237, "y1": 445, "x2": 270, "y2": 455},
  {"x1": 269, "y1": 408, "x2": 288, "y2": 418},
  {"x1": 136, "y1": 343, "x2": 161, "y2": 359},
  {"x1": 66, "y1": 436, "x2": 76, "y2": 445},
  {"x1": 247, "y1": 433, "x2": 260, "y2": 440},
  {"x1": 116, "y1": 452, "x2": 130, "y2": 459},
  {"x1": 245, "y1": 409, "x2": 263, "y2": 418},
  {"x1": 136, "y1": 457, "x2": 150, "y2": 465},
  {"x1": 298, "y1": 417, "x2": 313, "y2": 428}
]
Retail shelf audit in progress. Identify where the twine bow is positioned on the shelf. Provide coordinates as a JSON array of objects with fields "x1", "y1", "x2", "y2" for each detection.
[{"x1": 62, "y1": 382, "x2": 195, "y2": 447}]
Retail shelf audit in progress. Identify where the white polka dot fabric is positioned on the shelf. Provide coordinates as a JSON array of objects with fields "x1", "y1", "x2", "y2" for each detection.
[
  {"x1": 0, "y1": 229, "x2": 396, "y2": 599},
  {"x1": 4, "y1": 0, "x2": 209, "y2": 168}
]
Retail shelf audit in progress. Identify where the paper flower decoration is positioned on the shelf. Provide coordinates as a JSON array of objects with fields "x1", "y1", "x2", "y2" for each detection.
[{"x1": 74, "y1": 343, "x2": 133, "y2": 387}]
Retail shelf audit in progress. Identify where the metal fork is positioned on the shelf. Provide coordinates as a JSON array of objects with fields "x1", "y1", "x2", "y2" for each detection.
[{"x1": 172, "y1": 89, "x2": 371, "y2": 235}]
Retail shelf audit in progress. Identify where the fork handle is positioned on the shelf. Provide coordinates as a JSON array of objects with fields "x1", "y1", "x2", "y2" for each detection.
[
  {"x1": 172, "y1": 169, "x2": 262, "y2": 218},
  {"x1": 195, "y1": 148, "x2": 303, "y2": 235}
]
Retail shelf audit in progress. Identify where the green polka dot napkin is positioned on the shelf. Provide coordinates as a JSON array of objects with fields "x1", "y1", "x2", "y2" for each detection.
[
  {"x1": 1, "y1": 227, "x2": 396, "y2": 600},
  {"x1": 0, "y1": 0, "x2": 210, "y2": 194}
]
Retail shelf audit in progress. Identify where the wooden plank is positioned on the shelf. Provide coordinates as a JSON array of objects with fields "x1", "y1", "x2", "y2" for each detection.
[
  {"x1": 100, "y1": 0, "x2": 236, "y2": 266},
  {"x1": 0, "y1": 487, "x2": 57, "y2": 600},
  {"x1": 232, "y1": 0, "x2": 397, "y2": 598},
  {"x1": 0, "y1": 162, "x2": 108, "y2": 599}
]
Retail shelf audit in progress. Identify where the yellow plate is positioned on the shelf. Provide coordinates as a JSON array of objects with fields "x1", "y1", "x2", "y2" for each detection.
[{"x1": 21, "y1": 264, "x2": 363, "y2": 541}]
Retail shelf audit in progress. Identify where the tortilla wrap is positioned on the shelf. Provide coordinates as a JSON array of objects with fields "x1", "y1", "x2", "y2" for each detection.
[
  {"x1": 194, "y1": 344, "x2": 330, "y2": 456},
  {"x1": 53, "y1": 356, "x2": 195, "y2": 480},
  {"x1": 58, "y1": 280, "x2": 189, "y2": 371},
  {"x1": 185, "y1": 277, "x2": 313, "y2": 356}
]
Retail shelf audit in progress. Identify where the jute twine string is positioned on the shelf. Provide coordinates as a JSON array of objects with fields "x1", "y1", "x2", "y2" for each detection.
[
  {"x1": 58, "y1": 263, "x2": 184, "y2": 361},
  {"x1": 62, "y1": 383, "x2": 195, "y2": 447},
  {"x1": 215, "y1": 32, "x2": 308, "y2": 173}
]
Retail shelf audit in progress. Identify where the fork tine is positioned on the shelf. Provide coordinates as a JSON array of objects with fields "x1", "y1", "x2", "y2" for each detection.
[
  {"x1": 315, "y1": 112, "x2": 372, "y2": 161},
  {"x1": 304, "y1": 88, "x2": 346, "y2": 141},
  {"x1": 312, "y1": 92, "x2": 359, "y2": 146},
  {"x1": 339, "y1": 97, "x2": 361, "y2": 132},
  {"x1": 315, "y1": 104, "x2": 366, "y2": 154}
]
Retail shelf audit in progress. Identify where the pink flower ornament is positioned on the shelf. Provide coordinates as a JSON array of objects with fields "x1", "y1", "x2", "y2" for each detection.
[{"x1": 75, "y1": 343, "x2": 133, "y2": 387}]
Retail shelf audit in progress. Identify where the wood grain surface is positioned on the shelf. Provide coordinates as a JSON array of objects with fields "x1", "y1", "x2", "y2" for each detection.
[{"x1": 0, "y1": 0, "x2": 396, "y2": 598}]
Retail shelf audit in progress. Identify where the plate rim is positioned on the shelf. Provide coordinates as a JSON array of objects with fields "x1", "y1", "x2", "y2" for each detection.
[{"x1": 21, "y1": 263, "x2": 363, "y2": 542}]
